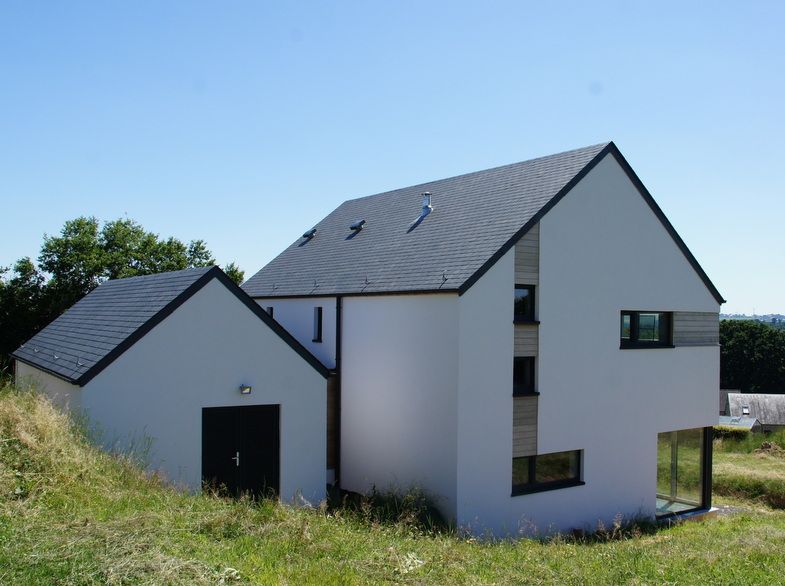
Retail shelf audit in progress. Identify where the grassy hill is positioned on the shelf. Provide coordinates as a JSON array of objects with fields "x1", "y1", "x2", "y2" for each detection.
[{"x1": 2, "y1": 384, "x2": 785, "y2": 585}]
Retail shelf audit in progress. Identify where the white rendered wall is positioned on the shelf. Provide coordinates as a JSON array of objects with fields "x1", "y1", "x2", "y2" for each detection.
[
  {"x1": 16, "y1": 361, "x2": 82, "y2": 412},
  {"x1": 79, "y1": 279, "x2": 327, "y2": 504},
  {"x1": 255, "y1": 297, "x2": 337, "y2": 369},
  {"x1": 340, "y1": 294, "x2": 459, "y2": 519},
  {"x1": 455, "y1": 154, "x2": 720, "y2": 535}
]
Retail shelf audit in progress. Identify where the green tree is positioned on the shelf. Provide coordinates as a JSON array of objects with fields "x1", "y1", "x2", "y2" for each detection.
[
  {"x1": 720, "y1": 320, "x2": 785, "y2": 392},
  {"x1": 1, "y1": 216, "x2": 243, "y2": 369},
  {"x1": 0, "y1": 258, "x2": 48, "y2": 372}
]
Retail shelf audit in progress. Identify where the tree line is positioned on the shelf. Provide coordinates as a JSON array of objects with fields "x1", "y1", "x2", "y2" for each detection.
[
  {"x1": 720, "y1": 319, "x2": 785, "y2": 393},
  {"x1": 1, "y1": 216, "x2": 243, "y2": 372}
]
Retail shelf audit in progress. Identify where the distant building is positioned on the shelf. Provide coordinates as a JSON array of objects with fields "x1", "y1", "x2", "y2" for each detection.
[
  {"x1": 720, "y1": 389, "x2": 741, "y2": 415},
  {"x1": 717, "y1": 415, "x2": 762, "y2": 433},
  {"x1": 727, "y1": 394, "x2": 785, "y2": 432}
]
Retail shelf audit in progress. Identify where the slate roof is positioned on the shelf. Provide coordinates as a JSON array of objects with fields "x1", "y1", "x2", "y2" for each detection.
[
  {"x1": 242, "y1": 142, "x2": 724, "y2": 303},
  {"x1": 727, "y1": 394, "x2": 785, "y2": 426},
  {"x1": 13, "y1": 266, "x2": 329, "y2": 385},
  {"x1": 718, "y1": 415, "x2": 761, "y2": 431}
]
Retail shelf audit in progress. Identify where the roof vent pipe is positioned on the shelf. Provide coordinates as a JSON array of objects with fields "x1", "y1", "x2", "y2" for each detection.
[
  {"x1": 350, "y1": 219, "x2": 366, "y2": 231},
  {"x1": 302, "y1": 228, "x2": 317, "y2": 239},
  {"x1": 421, "y1": 192, "x2": 432, "y2": 213}
]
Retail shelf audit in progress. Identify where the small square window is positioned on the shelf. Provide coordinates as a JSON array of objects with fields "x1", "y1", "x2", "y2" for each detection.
[
  {"x1": 742, "y1": 406, "x2": 750, "y2": 416},
  {"x1": 514, "y1": 285, "x2": 535, "y2": 322},
  {"x1": 513, "y1": 357, "x2": 535, "y2": 396}
]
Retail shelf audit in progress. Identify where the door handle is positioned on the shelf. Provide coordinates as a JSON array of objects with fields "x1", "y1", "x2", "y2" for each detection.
[{"x1": 231, "y1": 451, "x2": 240, "y2": 467}]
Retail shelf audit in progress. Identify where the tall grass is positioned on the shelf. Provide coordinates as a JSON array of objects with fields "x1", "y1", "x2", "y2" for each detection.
[{"x1": 3, "y1": 382, "x2": 785, "y2": 584}]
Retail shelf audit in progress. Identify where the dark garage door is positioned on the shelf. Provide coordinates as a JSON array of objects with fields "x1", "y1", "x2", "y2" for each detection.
[{"x1": 202, "y1": 405, "x2": 280, "y2": 498}]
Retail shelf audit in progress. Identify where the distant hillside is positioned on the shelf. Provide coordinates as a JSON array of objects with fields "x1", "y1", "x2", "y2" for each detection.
[{"x1": 722, "y1": 314, "x2": 785, "y2": 329}]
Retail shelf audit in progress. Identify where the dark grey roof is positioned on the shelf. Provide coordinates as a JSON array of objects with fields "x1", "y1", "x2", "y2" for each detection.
[
  {"x1": 13, "y1": 266, "x2": 329, "y2": 385},
  {"x1": 242, "y1": 142, "x2": 724, "y2": 303},
  {"x1": 727, "y1": 394, "x2": 785, "y2": 426}
]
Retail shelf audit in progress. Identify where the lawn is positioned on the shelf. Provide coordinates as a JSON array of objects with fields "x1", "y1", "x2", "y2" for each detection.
[{"x1": 2, "y1": 384, "x2": 785, "y2": 585}]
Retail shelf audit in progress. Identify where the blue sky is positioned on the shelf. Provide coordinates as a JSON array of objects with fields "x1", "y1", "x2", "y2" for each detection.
[{"x1": 1, "y1": 1, "x2": 783, "y2": 314}]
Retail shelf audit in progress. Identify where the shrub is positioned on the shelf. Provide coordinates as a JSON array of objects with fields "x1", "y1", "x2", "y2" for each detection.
[
  {"x1": 328, "y1": 485, "x2": 448, "y2": 533},
  {"x1": 713, "y1": 425, "x2": 751, "y2": 441}
]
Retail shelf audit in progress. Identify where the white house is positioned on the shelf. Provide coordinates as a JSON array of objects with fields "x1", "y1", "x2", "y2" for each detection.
[
  {"x1": 242, "y1": 142, "x2": 723, "y2": 535},
  {"x1": 14, "y1": 266, "x2": 329, "y2": 504}
]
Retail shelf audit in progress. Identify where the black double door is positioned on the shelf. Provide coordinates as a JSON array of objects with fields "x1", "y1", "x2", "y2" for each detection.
[{"x1": 201, "y1": 405, "x2": 280, "y2": 498}]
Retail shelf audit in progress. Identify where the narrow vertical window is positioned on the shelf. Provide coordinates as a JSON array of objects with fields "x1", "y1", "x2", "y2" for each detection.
[
  {"x1": 514, "y1": 285, "x2": 535, "y2": 322},
  {"x1": 513, "y1": 357, "x2": 536, "y2": 396},
  {"x1": 313, "y1": 306, "x2": 323, "y2": 342},
  {"x1": 266, "y1": 306, "x2": 274, "y2": 318}
]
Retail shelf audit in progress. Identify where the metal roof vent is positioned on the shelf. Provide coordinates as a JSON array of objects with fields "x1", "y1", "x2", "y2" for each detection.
[
  {"x1": 350, "y1": 219, "x2": 366, "y2": 231},
  {"x1": 421, "y1": 192, "x2": 433, "y2": 213},
  {"x1": 302, "y1": 228, "x2": 317, "y2": 239}
]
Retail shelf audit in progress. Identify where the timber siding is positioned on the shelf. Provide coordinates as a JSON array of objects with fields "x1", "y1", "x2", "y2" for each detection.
[
  {"x1": 515, "y1": 223, "x2": 539, "y2": 285},
  {"x1": 514, "y1": 326, "x2": 539, "y2": 356},
  {"x1": 673, "y1": 312, "x2": 719, "y2": 346},
  {"x1": 513, "y1": 396, "x2": 538, "y2": 457}
]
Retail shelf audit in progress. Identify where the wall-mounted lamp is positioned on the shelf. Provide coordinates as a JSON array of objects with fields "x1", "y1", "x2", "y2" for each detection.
[{"x1": 239, "y1": 384, "x2": 252, "y2": 395}]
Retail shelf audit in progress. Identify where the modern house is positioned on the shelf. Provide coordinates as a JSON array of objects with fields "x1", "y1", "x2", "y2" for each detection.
[
  {"x1": 13, "y1": 266, "x2": 329, "y2": 504},
  {"x1": 13, "y1": 141, "x2": 722, "y2": 536},
  {"x1": 243, "y1": 141, "x2": 723, "y2": 534},
  {"x1": 727, "y1": 393, "x2": 785, "y2": 432}
]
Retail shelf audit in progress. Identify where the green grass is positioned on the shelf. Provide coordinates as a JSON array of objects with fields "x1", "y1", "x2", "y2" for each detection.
[{"x1": 3, "y1": 384, "x2": 785, "y2": 584}]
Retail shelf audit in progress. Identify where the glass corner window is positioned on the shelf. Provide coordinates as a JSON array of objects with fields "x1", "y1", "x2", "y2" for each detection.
[{"x1": 514, "y1": 285, "x2": 535, "y2": 322}]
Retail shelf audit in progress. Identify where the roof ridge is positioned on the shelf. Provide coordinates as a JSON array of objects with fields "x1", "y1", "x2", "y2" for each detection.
[{"x1": 342, "y1": 142, "x2": 612, "y2": 205}]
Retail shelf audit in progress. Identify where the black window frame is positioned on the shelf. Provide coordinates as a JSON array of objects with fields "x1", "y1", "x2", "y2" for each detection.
[
  {"x1": 513, "y1": 356, "x2": 537, "y2": 396},
  {"x1": 512, "y1": 450, "x2": 584, "y2": 496},
  {"x1": 620, "y1": 311, "x2": 673, "y2": 349},
  {"x1": 514, "y1": 284, "x2": 536, "y2": 323},
  {"x1": 312, "y1": 306, "x2": 323, "y2": 343}
]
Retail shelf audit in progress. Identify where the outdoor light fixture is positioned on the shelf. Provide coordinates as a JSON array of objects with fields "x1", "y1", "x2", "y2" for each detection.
[{"x1": 239, "y1": 384, "x2": 252, "y2": 395}]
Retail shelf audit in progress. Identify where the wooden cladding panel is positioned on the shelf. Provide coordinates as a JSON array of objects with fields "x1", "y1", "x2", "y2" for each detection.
[
  {"x1": 513, "y1": 395, "x2": 538, "y2": 457},
  {"x1": 515, "y1": 223, "x2": 539, "y2": 285},
  {"x1": 673, "y1": 312, "x2": 720, "y2": 347},
  {"x1": 514, "y1": 324, "x2": 539, "y2": 356}
]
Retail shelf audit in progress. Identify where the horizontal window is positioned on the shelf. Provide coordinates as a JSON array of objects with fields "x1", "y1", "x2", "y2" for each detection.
[
  {"x1": 620, "y1": 311, "x2": 672, "y2": 348},
  {"x1": 514, "y1": 285, "x2": 535, "y2": 322},
  {"x1": 512, "y1": 450, "x2": 583, "y2": 495},
  {"x1": 513, "y1": 357, "x2": 536, "y2": 396}
]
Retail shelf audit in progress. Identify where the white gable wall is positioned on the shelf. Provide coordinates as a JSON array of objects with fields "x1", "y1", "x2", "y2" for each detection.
[
  {"x1": 78, "y1": 279, "x2": 326, "y2": 504},
  {"x1": 454, "y1": 153, "x2": 719, "y2": 535}
]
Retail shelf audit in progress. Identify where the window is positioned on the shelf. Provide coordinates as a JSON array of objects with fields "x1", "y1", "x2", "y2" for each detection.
[
  {"x1": 512, "y1": 450, "x2": 583, "y2": 495},
  {"x1": 656, "y1": 428, "x2": 710, "y2": 517},
  {"x1": 514, "y1": 285, "x2": 535, "y2": 322},
  {"x1": 266, "y1": 306, "x2": 274, "y2": 318},
  {"x1": 742, "y1": 405, "x2": 750, "y2": 416},
  {"x1": 313, "y1": 307, "x2": 323, "y2": 343},
  {"x1": 620, "y1": 311, "x2": 672, "y2": 348},
  {"x1": 513, "y1": 357, "x2": 536, "y2": 396}
]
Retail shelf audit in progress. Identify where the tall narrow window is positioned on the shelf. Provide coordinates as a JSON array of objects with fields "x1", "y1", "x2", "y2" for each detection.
[
  {"x1": 313, "y1": 307, "x2": 323, "y2": 343},
  {"x1": 514, "y1": 285, "x2": 535, "y2": 322},
  {"x1": 656, "y1": 428, "x2": 710, "y2": 517},
  {"x1": 513, "y1": 357, "x2": 536, "y2": 396},
  {"x1": 266, "y1": 306, "x2": 274, "y2": 318}
]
